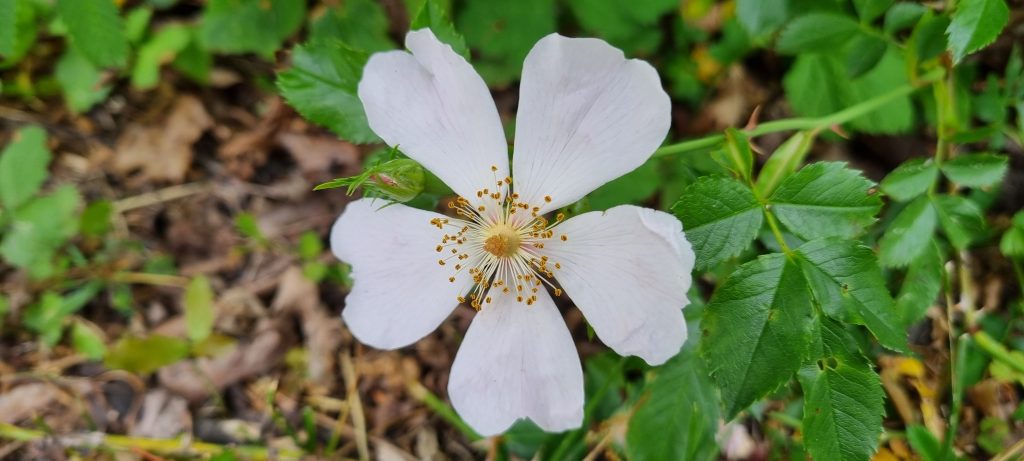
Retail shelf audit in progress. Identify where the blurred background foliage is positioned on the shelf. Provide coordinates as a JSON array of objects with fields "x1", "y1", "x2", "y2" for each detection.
[{"x1": 0, "y1": 0, "x2": 1022, "y2": 460}]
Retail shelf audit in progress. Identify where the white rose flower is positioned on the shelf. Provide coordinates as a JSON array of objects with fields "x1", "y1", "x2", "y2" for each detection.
[{"x1": 331, "y1": 29, "x2": 695, "y2": 436}]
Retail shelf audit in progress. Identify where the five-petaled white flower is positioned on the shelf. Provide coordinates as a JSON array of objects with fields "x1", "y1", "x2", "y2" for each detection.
[{"x1": 331, "y1": 29, "x2": 695, "y2": 436}]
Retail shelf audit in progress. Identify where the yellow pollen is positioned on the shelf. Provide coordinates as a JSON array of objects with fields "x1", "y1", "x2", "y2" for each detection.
[{"x1": 482, "y1": 225, "x2": 521, "y2": 257}]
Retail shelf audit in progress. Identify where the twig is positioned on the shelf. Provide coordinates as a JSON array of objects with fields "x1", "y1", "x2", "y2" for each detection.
[
  {"x1": 340, "y1": 351, "x2": 370, "y2": 461},
  {"x1": 0, "y1": 423, "x2": 303, "y2": 459},
  {"x1": 113, "y1": 182, "x2": 212, "y2": 213}
]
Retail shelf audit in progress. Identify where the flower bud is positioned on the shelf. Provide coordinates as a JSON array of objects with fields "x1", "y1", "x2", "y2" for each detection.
[{"x1": 366, "y1": 158, "x2": 425, "y2": 202}]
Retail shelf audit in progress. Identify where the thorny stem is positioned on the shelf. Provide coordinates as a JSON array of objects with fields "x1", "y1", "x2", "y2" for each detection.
[
  {"x1": 652, "y1": 68, "x2": 946, "y2": 158},
  {"x1": 0, "y1": 422, "x2": 304, "y2": 459}
]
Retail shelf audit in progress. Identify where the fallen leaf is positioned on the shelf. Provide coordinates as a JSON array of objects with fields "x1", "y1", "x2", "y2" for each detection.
[{"x1": 111, "y1": 95, "x2": 212, "y2": 185}]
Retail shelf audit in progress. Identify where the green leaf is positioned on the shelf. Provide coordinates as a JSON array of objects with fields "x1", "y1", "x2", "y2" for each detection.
[
  {"x1": 879, "y1": 196, "x2": 938, "y2": 267},
  {"x1": 0, "y1": 125, "x2": 51, "y2": 209},
  {"x1": 277, "y1": 41, "x2": 378, "y2": 144},
  {"x1": 906, "y1": 425, "x2": 944, "y2": 461},
  {"x1": 55, "y1": 47, "x2": 111, "y2": 113},
  {"x1": 797, "y1": 238, "x2": 907, "y2": 351},
  {"x1": 883, "y1": 2, "x2": 925, "y2": 33},
  {"x1": 673, "y1": 176, "x2": 763, "y2": 270},
  {"x1": 852, "y1": 0, "x2": 892, "y2": 23},
  {"x1": 736, "y1": 0, "x2": 789, "y2": 37},
  {"x1": 896, "y1": 240, "x2": 944, "y2": 325},
  {"x1": 55, "y1": 0, "x2": 129, "y2": 68},
  {"x1": 234, "y1": 212, "x2": 266, "y2": 244},
  {"x1": 123, "y1": 7, "x2": 153, "y2": 44},
  {"x1": 0, "y1": 0, "x2": 16, "y2": 57},
  {"x1": 0, "y1": 0, "x2": 37, "y2": 66},
  {"x1": 799, "y1": 320, "x2": 884, "y2": 461},
  {"x1": 703, "y1": 253, "x2": 815, "y2": 418},
  {"x1": 80, "y1": 200, "x2": 113, "y2": 237},
  {"x1": 932, "y1": 194, "x2": 987, "y2": 250},
  {"x1": 845, "y1": 34, "x2": 887, "y2": 78},
  {"x1": 411, "y1": 0, "x2": 468, "y2": 58},
  {"x1": 309, "y1": 0, "x2": 394, "y2": 53},
  {"x1": 946, "y1": 0, "x2": 1009, "y2": 63},
  {"x1": 71, "y1": 320, "x2": 107, "y2": 360},
  {"x1": 457, "y1": 0, "x2": 555, "y2": 86},
  {"x1": 940, "y1": 153, "x2": 1009, "y2": 188},
  {"x1": 23, "y1": 293, "x2": 68, "y2": 345},
  {"x1": 627, "y1": 347, "x2": 720, "y2": 461},
  {"x1": 1001, "y1": 212, "x2": 1024, "y2": 257},
  {"x1": 911, "y1": 11, "x2": 950, "y2": 62},
  {"x1": 880, "y1": 158, "x2": 939, "y2": 202},
  {"x1": 566, "y1": 0, "x2": 675, "y2": 54},
  {"x1": 712, "y1": 128, "x2": 754, "y2": 182},
  {"x1": 0, "y1": 186, "x2": 81, "y2": 279},
  {"x1": 754, "y1": 130, "x2": 816, "y2": 199},
  {"x1": 588, "y1": 158, "x2": 659, "y2": 211},
  {"x1": 846, "y1": 49, "x2": 914, "y2": 134},
  {"x1": 104, "y1": 335, "x2": 190, "y2": 374},
  {"x1": 777, "y1": 13, "x2": 861, "y2": 54},
  {"x1": 172, "y1": 31, "x2": 212, "y2": 84},
  {"x1": 297, "y1": 231, "x2": 323, "y2": 260},
  {"x1": 131, "y1": 24, "x2": 191, "y2": 90},
  {"x1": 200, "y1": 0, "x2": 305, "y2": 56},
  {"x1": 769, "y1": 162, "x2": 882, "y2": 241},
  {"x1": 184, "y1": 276, "x2": 215, "y2": 342}
]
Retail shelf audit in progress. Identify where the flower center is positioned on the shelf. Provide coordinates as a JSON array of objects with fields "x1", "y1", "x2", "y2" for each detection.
[
  {"x1": 429, "y1": 166, "x2": 568, "y2": 310},
  {"x1": 483, "y1": 225, "x2": 521, "y2": 257}
]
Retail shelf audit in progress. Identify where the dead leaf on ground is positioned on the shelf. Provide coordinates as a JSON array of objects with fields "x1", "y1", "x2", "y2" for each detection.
[
  {"x1": 272, "y1": 266, "x2": 343, "y2": 389},
  {"x1": 111, "y1": 95, "x2": 213, "y2": 185},
  {"x1": 276, "y1": 131, "x2": 361, "y2": 181}
]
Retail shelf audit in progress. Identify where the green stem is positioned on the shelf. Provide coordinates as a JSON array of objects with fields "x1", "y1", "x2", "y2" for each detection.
[
  {"x1": 973, "y1": 331, "x2": 1024, "y2": 375},
  {"x1": 652, "y1": 68, "x2": 945, "y2": 158},
  {"x1": 764, "y1": 210, "x2": 792, "y2": 254},
  {"x1": 408, "y1": 381, "x2": 482, "y2": 441},
  {"x1": 0, "y1": 423, "x2": 304, "y2": 459}
]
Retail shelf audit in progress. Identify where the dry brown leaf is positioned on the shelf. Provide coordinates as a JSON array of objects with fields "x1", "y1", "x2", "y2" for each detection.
[
  {"x1": 276, "y1": 131, "x2": 360, "y2": 180},
  {"x1": 111, "y1": 95, "x2": 212, "y2": 185}
]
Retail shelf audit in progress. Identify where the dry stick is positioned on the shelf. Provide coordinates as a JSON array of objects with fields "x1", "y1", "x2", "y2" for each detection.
[
  {"x1": 993, "y1": 438, "x2": 1024, "y2": 461},
  {"x1": 581, "y1": 430, "x2": 614, "y2": 461},
  {"x1": 112, "y1": 182, "x2": 212, "y2": 213},
  {"x1": 0, "y1": 422, "x2": 303, "y2": 459},
  {"x1": 340, "y1": 350, "x2": 370, "y2": 461}
]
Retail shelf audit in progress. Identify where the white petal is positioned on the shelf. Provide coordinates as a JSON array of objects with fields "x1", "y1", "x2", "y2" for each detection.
[
  {"x1": 331, "y1": 198, "x2": 473, "y2": 350},
  {"x1": 512, "y1": 34, "x2": 671, "y2": 214},
  {"x1": 543, "y1": 205, "x2": 694, "y2": 365},
  {"x1": 358, "y1": 29, "x2": 509, "y2": 202},
  {"x1": 449, "y1": 290, "x2": 584, "y2": 436}
]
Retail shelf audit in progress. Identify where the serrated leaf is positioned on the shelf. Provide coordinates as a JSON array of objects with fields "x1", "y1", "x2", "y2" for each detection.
[
  {"x1": 799, "y1": 319, "x2": 884, "y2": 461},
  {"x1": 55, "y1": 0, "x2": 129, "y2": 68},
  {"x1": 457, "y1": 0, "x2": 555, "y2": 85},
  {"x1": 736, "y1": 0, "x2": 789, "y2": 37},
  {"x1": 200, "y1": 0, "x2": 305, "y2": 56},
  {"x1": 277, "y1": 41, "x2": 378, "y2": 144},
  {"x1": 0, "y1": 186, "x2": 81, "y2": 279},
  {"x1": 673, "y1": 176, "x2": 763, "y2": 270},
  {"x1": 940, "y1": 153, "x2": 1009, "y2": 188},
  {"x1": 911, "y1": 11, "x2": 950, "y2": 62},
  {"x1": 703, "y1": 253, "x2": 815, "y2": 418},
  {"x1": 0, "y1": 125, "x2": 51, "y2": 209},
  {"x1": 754, "y1": 130, "x2": 816, "y2": 199},
  {"x1": 880, "y1": 158, "x2": 939, "y2": 202},
  {"x1": 309, "y1": 0, "x2": 394, "y2": 53},
  {"x1": 932, "y1": 194, "x2": 987, "y2": 249},
  {"x1": 411, "y1": 0, "x2": 468, "y2": 58},
  {"x1": 883, "y1": 2, "x2": 925, "y2": 33},
  {"x1": 71, "y1": 320, "x2": 107, "y2": 360},
  {"x1": 769, "y1": 162, "x2": 882, "y2": 241},
  {"x1": 777, "y1": 13, "x2": 861, "y2": 55},
  {"x1": 56, "y1": 47, "x2": 111, "y2": 113},
  {"x1": 627, "y1": 346, "x2": 719, "y2": 461},
  {"x1": 946, "y1": 0, "x2": 1009, "y2": 63},
  {"x1": 896, "y1": 240, "x2": 944, "y2": 325},
  {"x1": 104, "y1": 335, "x2": 190, "y2": 374},
  {"x1": 797, "y1": 238, "x2": 907, "y2": 351},
  {"x1": 852, "y1": 0, "x2": 893, "y2": 23},
  {"x1": 184, "y1": 276, "x2": 215, "y2": 342},
  {"x1": 879, "y1": 196, "x2": 938, "y2": 267},
  {"x1": 846, "y1": 34, "x2": 887, "y2": 78}
]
